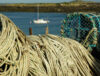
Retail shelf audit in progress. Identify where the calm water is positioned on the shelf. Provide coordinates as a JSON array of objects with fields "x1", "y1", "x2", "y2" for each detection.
[{"x1": 0, "y1": 12, "x2": 66, "y2": 35}]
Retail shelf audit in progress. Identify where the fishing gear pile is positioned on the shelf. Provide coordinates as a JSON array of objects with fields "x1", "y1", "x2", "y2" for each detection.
[
  {"x1": 61, "y1": 12, "x2": 100, "y2": 51},
  {"x1": 0, "y1": 14, "x2": 100, "y2": 76}
]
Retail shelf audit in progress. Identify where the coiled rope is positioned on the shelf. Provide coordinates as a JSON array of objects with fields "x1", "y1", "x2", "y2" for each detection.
[
  {"x1": 28, "y1": 34, "x2": 100, "y2": 76},
  {"x1": 0, "y1": 14, "x2": 30, "y2": 76},
  {"x1": 0, "y1": 14, "x2": 100, "y2": 76}
]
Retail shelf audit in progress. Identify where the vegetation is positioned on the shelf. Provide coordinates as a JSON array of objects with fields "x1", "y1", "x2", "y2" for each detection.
[{"x1": 0, "y1": 2, "x2": 100, "y2": 13}]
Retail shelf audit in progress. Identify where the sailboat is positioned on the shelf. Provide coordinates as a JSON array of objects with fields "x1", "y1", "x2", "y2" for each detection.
[{"x1": 33, "y1": 4, "x2": 49, "y2": 24}]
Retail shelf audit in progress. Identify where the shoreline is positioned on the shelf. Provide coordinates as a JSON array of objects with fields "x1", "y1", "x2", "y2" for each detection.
[{"x1": 0, "y1": 2, "x2": 100, "y2": 13}]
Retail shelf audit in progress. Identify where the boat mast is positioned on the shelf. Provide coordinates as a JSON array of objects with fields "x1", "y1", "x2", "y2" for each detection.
[{"x1": 37, "y1": 4, "x2": 39, "y2": 19}]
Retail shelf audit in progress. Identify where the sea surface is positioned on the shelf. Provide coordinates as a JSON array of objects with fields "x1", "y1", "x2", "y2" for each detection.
[{"x1": 0, "y1": 12, "x2": 66, "y2": 35}]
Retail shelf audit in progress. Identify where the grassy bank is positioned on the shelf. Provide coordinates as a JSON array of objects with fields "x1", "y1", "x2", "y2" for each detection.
[{"x1": 0, "y1": 2, "x2": 100, "y2": 13}]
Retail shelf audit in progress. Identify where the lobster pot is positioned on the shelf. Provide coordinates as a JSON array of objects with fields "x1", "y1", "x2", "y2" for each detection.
[
  {"x1": 96, "y1": 15, "x2": 100, "y2": 51},
  {"x1": 61, "y1": 12, "x2": 100, "y2": 51}
]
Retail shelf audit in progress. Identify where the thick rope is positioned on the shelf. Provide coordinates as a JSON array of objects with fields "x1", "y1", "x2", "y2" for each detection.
[
  {"x1": 28, "y1": 34, "x2": 100, "y2": 76},
  {"x1": 0, "y1": 14, "x2": 100, "y2": 76},
  {"x1": 0, "y1": 14, "x2": 30, "y2": 76}
]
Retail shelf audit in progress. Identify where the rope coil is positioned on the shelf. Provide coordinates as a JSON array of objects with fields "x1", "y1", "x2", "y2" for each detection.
[{"x1": 0, "y1": 14, "x2": 100, "y2": 76}]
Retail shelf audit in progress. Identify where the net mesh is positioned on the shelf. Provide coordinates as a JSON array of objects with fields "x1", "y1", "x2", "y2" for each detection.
[{"x1": 61, "y1": 12, "x2": 100, "y2": 51}]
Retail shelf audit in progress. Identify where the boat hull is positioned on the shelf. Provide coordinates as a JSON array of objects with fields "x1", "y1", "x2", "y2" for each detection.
[{"x1": 33, "y1": 19, "x2": 49, "y2": 24}]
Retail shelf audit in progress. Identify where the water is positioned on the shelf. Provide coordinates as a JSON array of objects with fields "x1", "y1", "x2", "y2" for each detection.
[{"x1": 0, "y1": 12, "x2": 66, "y2": 35}]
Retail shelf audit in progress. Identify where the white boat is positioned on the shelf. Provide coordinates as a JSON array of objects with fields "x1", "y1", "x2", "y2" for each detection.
[
  {"x1": 34, "y1": 19, "x2": 49, "y2": 24},
  {"x1": 33, "y1": 4, "x2": 49, "y2": 24}
]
